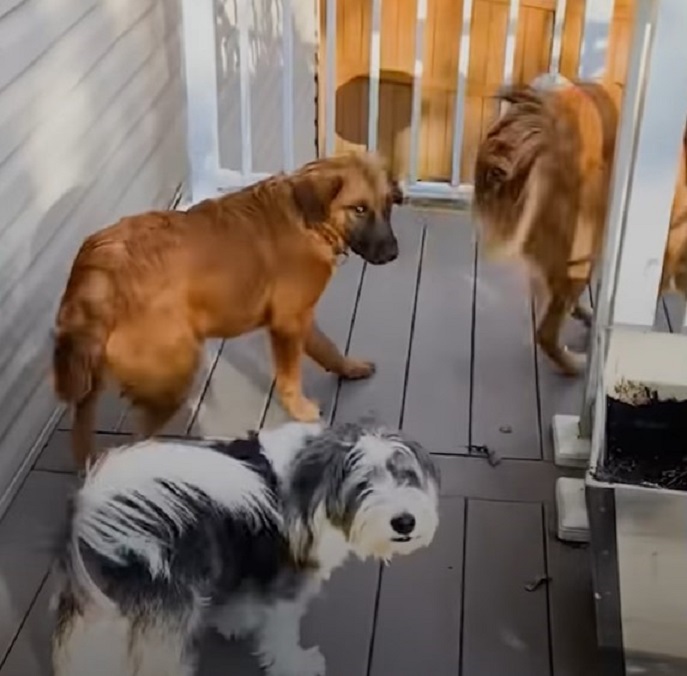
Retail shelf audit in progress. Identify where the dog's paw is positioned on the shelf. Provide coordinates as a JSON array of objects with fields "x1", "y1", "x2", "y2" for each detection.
[
  {"x1": 561, "y1": 346, "x2": 587, "y2": 376},
  {"x1": 285, "y1": 396, "x2": 322, "y2": 423},
  {"x1": 571, "y1": 304, "x2": 593, "y2": 328},
  {"x1": 341, "y1": 358, "x2": 376, "y2": 380},
  {"x1": 267, "y1": 647, "x2": 326, "y2": 676}
]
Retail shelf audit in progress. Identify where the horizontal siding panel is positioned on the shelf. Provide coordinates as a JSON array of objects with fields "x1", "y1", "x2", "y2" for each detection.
[
  {"x1": 0, "y1": 0, "x2": 161, "y2": 169},
  {"x1": 0, "y1": 1, "x2": 177, "y2": 267},
  {"x1": 0, "y1": 0, "x2": 185, "y2": 501},
  {"x1": 0, "y1": 70, "x2": 184, "y2": 391},
  {"x1": 0, "y1": 0, "x2": 99, "y2": 92},
  {"x1": 0, "y1": 13, "x2": 181, "y2": 314},
  {"x1": 0, "y1": 83, "x2": 183, "y2": 438}
]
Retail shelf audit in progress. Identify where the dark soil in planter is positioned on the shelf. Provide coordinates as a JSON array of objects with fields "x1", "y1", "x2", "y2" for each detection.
[{"x1": 594, "y1": 390, "x2": 687, "y2": 491}]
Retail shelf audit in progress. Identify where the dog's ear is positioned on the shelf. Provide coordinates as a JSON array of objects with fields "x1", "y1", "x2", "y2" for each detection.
[{"x1": 291, "y1": 174, "x2": 344, "y2": 227}]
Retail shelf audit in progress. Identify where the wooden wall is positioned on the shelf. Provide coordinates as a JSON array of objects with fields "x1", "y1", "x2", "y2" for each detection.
[{"x1": 318, "y1": 0, "x2": 635, "y2": 182}]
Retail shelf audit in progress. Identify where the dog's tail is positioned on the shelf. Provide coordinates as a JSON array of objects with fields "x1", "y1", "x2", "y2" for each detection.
[
  {"x1": 71, "y1": 438, "x2": 280, "y2": 576},
  {"x1": 53, "y1": 241, "x2": 118, "y2": 404}
]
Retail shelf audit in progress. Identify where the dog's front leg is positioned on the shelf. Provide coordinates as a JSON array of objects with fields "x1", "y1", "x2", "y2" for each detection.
[
  {"x1": 269, "y1": 323, "x2": 321, "y2": 422},
  {"x1": 253, "y1": 601, "x2": 326, "y2": 676},
  {"x1": 305, "y1": 322, "x2": 375, "y2": 379}
]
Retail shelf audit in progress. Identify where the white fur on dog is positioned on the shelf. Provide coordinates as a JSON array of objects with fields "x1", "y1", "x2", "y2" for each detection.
[{"x1": 75, "y1": 440, "x2": 277, "y2": 576}]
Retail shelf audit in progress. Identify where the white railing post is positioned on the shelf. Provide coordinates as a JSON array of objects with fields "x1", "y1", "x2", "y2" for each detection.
[
  {"x1": 180, "y1": 0, "x2": 221, "y2": 203},
  {"x1": 578, "y1": 0, "x2": 614, "y2": 80},
  {"x1": 236, "y1": 0, "x2": 253, "y2": 183},
  {"x1": 408, "y1": 0, "x2": 428, "y2": 184},
  {"x1": 549, "y1": 0, "x2": 567, "y2": 76},
  {"x1": 324, "y1": 0, "x2": 337, "y2": 156},
  {"x1": 450, "y1": 0, "x2": 473, "y2": 187},
  {"x1": 610, "y1": 0, "x2": 687, "y2": 327},
  {"x1": 577, "y1": 0, "x2": 654, "y2": 440},
  {"x1": 282, "y1": 0, "x2": 295, "y2": 171},
  {"x1": 502, "y1": 0, "x2": 519, "y2": 86},
  {"x1": 367, "y1": 0, "x2": 382, "y2": 152}
]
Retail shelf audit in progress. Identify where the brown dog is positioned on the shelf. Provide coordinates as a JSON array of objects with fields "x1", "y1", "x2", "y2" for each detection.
[
  {"x1": 53, "y1": 152, "x2": 403, "y2": 468},
  {"x1": 474, "y1": 80, "x2": 618, "y2": 375},
  {"x1": 474, "y1": 80, "x2": 687, "y2": 376},
  {"x1": 661, "y1": 125, "x2": 687, "y2": 295}
]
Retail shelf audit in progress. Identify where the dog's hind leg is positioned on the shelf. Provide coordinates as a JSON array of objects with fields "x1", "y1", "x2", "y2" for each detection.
[
  {"x1": 71, "y1": 383, "x2": 101, "y2": 471},
  {"x1": 305, "y1": 322, "x2": 375, "y2": 379},
  {"x1": 53, "y1": 605, "x2": 197, "y2": 676},
  {"x1": 54, "y1": 600, "x2": 199, "y2": 676},
  {"x1": 109, "y1": 325, "x2": 201, "y2": 439},
  {"x1": 536, "y1": 278, "x2": 589, "y2": 376},
  {"x1": 250, "y1": 601, "x2": 326, "y2": 676}
]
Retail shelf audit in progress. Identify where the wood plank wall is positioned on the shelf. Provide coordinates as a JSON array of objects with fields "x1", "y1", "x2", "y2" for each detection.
[{"x1": 318, "y1": 0, "x2": 635, "y2": 182}]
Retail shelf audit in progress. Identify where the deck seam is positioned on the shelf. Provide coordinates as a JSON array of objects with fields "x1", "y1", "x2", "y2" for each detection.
[
  {"x1": 330, "y1": 260, "x2": 368, "y2": 423},
  {"x1": 184, "y1": 340, "x2": 225, "y2": 435},
  {"x1": 467, "y1": 234, "x2": 478, "y2": 453},
  {"x1": 457, "y1": 498, "x2": 469, "y2": 676},
  {"x1": 541, "y1": 503, "x2": 556, "y2": 676},
  {"x1": 531, "y1": 296, "x2": 546, "y2": 461},
  {"x1": 398, "y1": 215, "x2": 427, "y2": 430},
  {"x1": 364, "y1": 563, "x2": 384, "y2": 676}
]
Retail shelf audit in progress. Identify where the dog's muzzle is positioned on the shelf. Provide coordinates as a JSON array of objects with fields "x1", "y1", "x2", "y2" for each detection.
[{"x1": 366, "y1": 236, "x2": 399, "y2": 265}]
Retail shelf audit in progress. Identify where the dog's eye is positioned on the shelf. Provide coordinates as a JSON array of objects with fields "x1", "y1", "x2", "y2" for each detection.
[{"x1": 351, "y1": 204, "x2": 368, "y2": 215}]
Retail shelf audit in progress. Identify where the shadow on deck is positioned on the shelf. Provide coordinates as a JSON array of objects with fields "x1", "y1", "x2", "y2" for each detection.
[{"x1": 5, "y1": 205, "x2": 680, "y2": 675}]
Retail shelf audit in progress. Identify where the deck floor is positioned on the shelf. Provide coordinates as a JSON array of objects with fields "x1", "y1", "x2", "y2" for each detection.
[{"x1": 1, "y1": 206, "x2": 679, "y2": 676}]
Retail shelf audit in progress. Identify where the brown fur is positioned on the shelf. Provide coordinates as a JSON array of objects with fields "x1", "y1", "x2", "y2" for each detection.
[
  {"x1": 53, "y1": 152, "x2": 403, "y2": 468},
  {"x1": 661, "y1": 125, "x2": 687, "y2": 294},
  {"x1": 473, "y1": 81, "x2": 617, "y2": 375},
  {"x1": 474, "y1": 80, "x2": 687, "y2": 376}
]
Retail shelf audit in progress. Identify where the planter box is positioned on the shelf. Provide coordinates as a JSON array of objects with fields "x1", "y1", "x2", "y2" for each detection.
[{"x1": 586, "y1": 329, "x2": 687, "y2": 673}]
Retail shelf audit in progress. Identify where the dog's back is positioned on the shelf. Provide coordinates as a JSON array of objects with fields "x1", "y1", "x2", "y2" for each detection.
[
  {"x1": 473, "y1": 80, "x2": 617, "y2": 271},
  {"x1": 52, "y1": 436, "x2": 280, "y2": 676}
]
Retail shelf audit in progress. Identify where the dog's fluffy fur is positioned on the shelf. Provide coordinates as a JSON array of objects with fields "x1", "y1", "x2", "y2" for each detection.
[
  {"x1": 473, "y1": 79, "x2": 618, "y2": 375},
  {"x1": 474, "y1": 78, "x2": 687, "y2": 376},
  {"x1": 51, "y1": 421, "x2": 440, "y2": 676},
  {"x1": 52, "y1": 153, "x2": 404, "y2": 468}
]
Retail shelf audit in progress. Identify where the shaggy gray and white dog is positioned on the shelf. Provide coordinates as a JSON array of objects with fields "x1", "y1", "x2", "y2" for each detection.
[{"x1": 52, "y1": 420, "x2": 440, "y2": 676}]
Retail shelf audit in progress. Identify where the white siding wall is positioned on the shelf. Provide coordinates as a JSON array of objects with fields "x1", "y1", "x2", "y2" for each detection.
[
  {"x1": 0, "y1": 0, "x2": 186, "y2": 501},
  {"x1": 215, "y1": 0, "x2": 318, "y2": 174}
]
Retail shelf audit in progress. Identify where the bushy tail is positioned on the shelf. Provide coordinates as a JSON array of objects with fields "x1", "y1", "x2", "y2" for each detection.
[{"x1": 53, "y1": 264, "x2": 115, "y2": 404}]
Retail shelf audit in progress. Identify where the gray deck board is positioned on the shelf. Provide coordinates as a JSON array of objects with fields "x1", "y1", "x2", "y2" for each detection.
[
  {"x1": 333, "y1": 207, "x2": 423, "y2": 426},
  {"x1": 401, "y1": 211, "x2": 474, "y2": 453},
  {"x1": 190, "y1": 333, "x2": 272, "y2": 437},
  {"x1": 369, "y1": 496, "x2": 465, "y2": 676},
  {"x1": 0, "y1": 206, "x2": 604, "y2": 676},
  {"x1": 544, "y1": 505, "x2": 603, "y2": 676},
  {"x1": 472, "y1": 257, "x2": 541, "y2": 459},
  {"x1": 57, "y1": 386, "x2": 127, "y2": 433},
  {"x1": 301, "y1": 560, "x2": 380, "y2": 676},
  {"x1": 0, "y1": 472, "x2": 75, "y2": 664},
  {"x1": 34, "y1": 429, "x2": 130, "y2": 473},
  {"x1": 462, "y1": 499, "x2": 551, "y2": 676}
]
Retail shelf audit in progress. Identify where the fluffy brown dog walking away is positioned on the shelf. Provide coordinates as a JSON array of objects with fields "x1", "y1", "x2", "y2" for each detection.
[
  {"x1": 473, "y1": 78, "x2": 687, "y2": 376},
  {"x1": 473, "y1": 80, "x2": 617, "y2": 376},
  {"x1": 53, "y1": 152, "x2": 403, "y2": 469}
]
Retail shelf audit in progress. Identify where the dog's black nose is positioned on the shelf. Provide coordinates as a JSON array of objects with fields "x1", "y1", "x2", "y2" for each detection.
[{"x1": 390, "y1": 513, "x2": 416, "y2": 535}]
